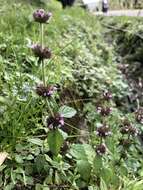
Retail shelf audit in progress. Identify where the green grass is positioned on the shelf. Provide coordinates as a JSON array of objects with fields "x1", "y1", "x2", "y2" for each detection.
[{"x1": 0, "y1": 0, "x2": 142, "y2": 189}]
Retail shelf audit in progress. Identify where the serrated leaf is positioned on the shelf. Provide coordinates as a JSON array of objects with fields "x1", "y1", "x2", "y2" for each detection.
[
  {"x1": 59, "y1": 106, "x2": 77, "y2": 118},
  {"x1": 47, "y1": 129, "x2": 64, "y2": 156}
]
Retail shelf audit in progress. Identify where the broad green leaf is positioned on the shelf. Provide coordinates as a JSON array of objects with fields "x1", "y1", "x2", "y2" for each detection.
[
  {"x1": 70, "y1": 144, "x2": 95, "y2": 162},
  {"x1": 15, "y1": 154, "x2": 23, "y2": 164},
  {"x1": 77, "y1": 160, "x2": 91, "y2": 181},
  {"x1": 101, "y1": 167, "x2": 113, "y2": 184},
  {"x1": 28, "y1": 138, "x2": 43, "y2": 146},
  {"x1": 35, "y1": 155, "x2": 47, "y2": 173},
  {"x1": 59, "y1": 106, "x2": 77, "y2": 118},
  {"x1": 47, "y1": 129, "x2": 64, "y2": 156},
  {"x1": 93, "y1": 155, "x2": 103, "y2": 174}
]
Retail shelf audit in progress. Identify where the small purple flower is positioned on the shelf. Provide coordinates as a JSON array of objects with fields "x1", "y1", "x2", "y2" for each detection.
[
  {"x1": 31, "y1": 44, "x2": 52, "y2": 60},
  {"x1": 36, "y1": 84, "x2": 56, "y2": 98},
  {"x1": 33, "y1": 9, "x2": 52, "y2": 23},
  {"x1": 96, "y1": 144, "x2": 106, "y2": 156},
  {"x1": 46, "y1": 113, "x2": 64, "y2": 129},
  {"x1": 96, "y1": 124, "x2": 111, "y2": 138},
  {"x1": 96, "y1": 106, "x2": 112, "y2": 117},
  {"x1": 135, "y1": 108, "x2": 143, "y2": 124},
  {"x1": 120, "y1": 120, "x2": 138, "y2": 136},
  {"x1": 103, "y1": 90, "x2": 112, "y2": 101}
]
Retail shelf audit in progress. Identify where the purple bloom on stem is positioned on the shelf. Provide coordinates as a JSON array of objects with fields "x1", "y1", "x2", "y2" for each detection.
[
  {"x1": 36, "y1": 84, "x2": 56, "y2": 98},
  {"x1": 33, "y1": 9, "x2": 52, "y2": 23},
  {"x1": 46, "y1": 114, "x2": 64, "y2": 129},
  {"x1": 96, "y1": 105, "x2": 112, "y2": 116},
  {"x1": 135, "y1": 108, "x2": 143, "y2": 124},
  {"x1": 96, "y1": 144, "x2": 106, "y2": 156},
  {"x1": 120, "y1": 120, "x2": 138, "y2": 136},
  {"x1": 96, "y1": 124, "x2": 111, "y2": 138},
  {"x1": 31, "y1": 44, "x2": 52, "y2": 60},
  {"x1": 103, "y1": 90, "x2": 112, "y2": 101}
]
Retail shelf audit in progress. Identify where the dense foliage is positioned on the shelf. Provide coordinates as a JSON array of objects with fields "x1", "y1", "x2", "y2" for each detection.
[{"x1": 0, "y1": 0, "x2": 143, "y2": 189}]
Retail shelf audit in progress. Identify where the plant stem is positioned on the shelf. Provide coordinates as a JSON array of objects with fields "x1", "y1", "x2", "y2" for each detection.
[
  {"x1": 42, "y1": 59, "x2": 46, "y2": 86},
  {"x1": 40, "y1": 23, "x2": 44, "y2": 48},
  {"x1": 40, "y1": 23, "x2": 54, "y2": 117}
]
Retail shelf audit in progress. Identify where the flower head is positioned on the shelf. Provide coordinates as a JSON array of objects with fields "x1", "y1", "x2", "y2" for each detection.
[
  {"x1": 96, "y1": 124, "x2": 111, "y2": 138},
  {"x1": 135, "y1": 108, "x2": 143, "y2": 124},
  {"x1": 103, "y1": 90, "x2": 112, "y2": 101},
  {"x1": 120, "y1": 120, "x2": 138, "y2": 136},
  {"x1": 31, "y1": 44, "x2": 52, "y2": 60},
  {"x1": 46, "y1": 114, "x2": 64, "y2": 129},
  {"x1": 36, "y1": 84, "x2": 56, "y2": 98},
  {"x1": 33, "y1": 9, "x2": 52, "y2": 23},
  {"x1": 96, "y1": 105, "x2": 112, "y2": 117},
  {"x1": 96, "y1": 144, "x2": 106, "y2": 156}
]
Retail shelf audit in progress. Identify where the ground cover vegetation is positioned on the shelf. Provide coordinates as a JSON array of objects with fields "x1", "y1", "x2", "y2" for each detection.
[{"x1": 0, "y1": 0, "x2": 143, "y2": 189}]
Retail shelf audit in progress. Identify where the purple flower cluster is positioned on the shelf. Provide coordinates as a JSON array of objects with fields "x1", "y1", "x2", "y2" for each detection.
[
  {"x1": 120, "y1": 120, "x2": 138, "y2": 136},
  {"x1": 31, "y1": 44, "x2": 52, "y2": 60},
  {"x1": 103, "y1": 90, "x2": 112, "y2": 101},
  {"x1": 46, "y1": 114, "x2": 64, "y2": 129},
  {"x1": 96, "y1": 124, "x2": 111, "y2": 138},
  {"x1": 36, "y1": 84, "x2": 56, "y2": 98},
  {"x1": 33, "y1": 9, "x2": 52, "y2": 23},
  {"x1": 97, "y1": 105, "x2": 112, "y2": 117},
  {"x1": 135, "y1": 108, "x2": 143, "y2": 124},
  {"x1": 96, "y1": 144, "x2": 106, "y2": 156}
]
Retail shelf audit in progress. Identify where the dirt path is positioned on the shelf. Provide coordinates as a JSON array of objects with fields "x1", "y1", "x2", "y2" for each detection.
[{"x1": 94, "y1": 9, "x2": 143, "y2": 17}]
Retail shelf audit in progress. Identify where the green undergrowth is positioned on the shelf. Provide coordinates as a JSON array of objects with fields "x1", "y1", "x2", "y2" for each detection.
[
  {"x1": 101, "y1": 16, "x2": 143, "y2": 107},
  {"x1": 0, "y1": 0, "x2": 143, "y2": 189}
]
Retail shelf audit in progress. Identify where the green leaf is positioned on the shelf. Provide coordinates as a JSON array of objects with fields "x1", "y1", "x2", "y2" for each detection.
[
  {"x1": 59, "y1": 106, "x2": 77, "y2": 118},
  {"x1": 35, "y1": 184, "x2": 44, "y2": 190},
  {"x1": 93, "y1": 155, "x2": 103, "y2": 174},
  {"x1": 77, "y1": 160, "x2": 91, "y2": 181},
  {"x1": 100, "y1": 178, "x2": 108, "y2": 190},
  {"x1": 15, "y1": 154, "x2": 24, "y2": 164},
  {"x1": 70, "y1": 144, "x2": 95, "y2": 162},
  {"x1": 35, "y1": 155, "x2": 47, "y2": 173},
  {"x1": 101, "y1": 167, "x2": 113, "y2": 184},
  {"x1": 47, "y1": 129, "x2": 64, "y2": 156},
  {"x1": 28, "y1": 138, "x2": 43, "y2": 146}
]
